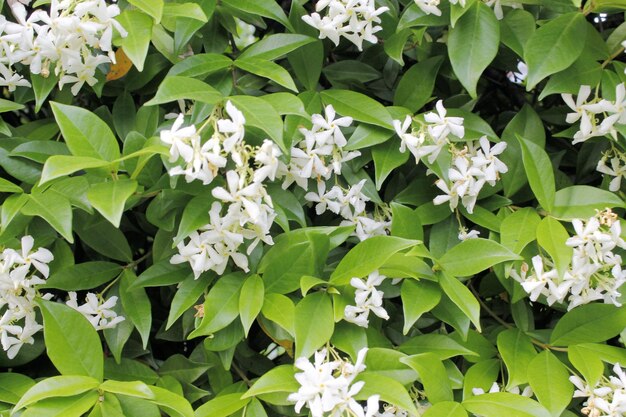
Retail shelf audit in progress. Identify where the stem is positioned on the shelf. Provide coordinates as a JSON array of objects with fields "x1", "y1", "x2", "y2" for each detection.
[
  {"x1": 125, "y1": 251, "x2": 152, "y2": 270},
  {"x1": 232, "y1": 361, "x2": 252, "y2": 387}
]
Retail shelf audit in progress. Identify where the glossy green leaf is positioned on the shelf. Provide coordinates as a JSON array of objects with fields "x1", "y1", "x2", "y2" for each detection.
[
  {"x1": 439, "y1": 272, "x2": 481, "y2": 331},
  {"x1": 195, "y1": 393, "x2": 251, "y2": 417},
  {"x1": 330, "y1": 236, "x2": 418, "y2": 285},
  {"x1": 496, "y1": 328, "x2": 537, "y2": 388},
  {"x1": 235, "y1": 57, "x2": 298, "y2": 92},
  {"x1": 119, "y1": 270, "x2": 152, "y2": 349},
  {"x1": 536, "y1": 217, "x2": 572, "y2": 277},
  {"x1": 401, "y1": 280, "x2": 441, "y2": 334},
  {"x1": 422, "y1": 401, "x2": 468, "y2": 417},
  {"x1": 228, "y1": 95, "x2": 287, "y2": 154},
  {"x1": 550, "y1": 303, "x2": 626, "y2": 346},
  {"x1": 551, "y1": 185, "x2": 625, "y2": 220},
  {"x1": 401, "y1": 353, "x2": 453, "y2": 403},
  {"x1": 128, "y1": 0, "x2": 163, "y2": 22},
  {"x1": 43, "y1": 262, "x2": 122, "y2": 291},
  {"x1": 145, "y1": 76, "x2": 223, "y2": 106},
  {"x1": 524, "y1": 12, "x2": 586, "y2": 90},
  {"x1": 15, "y1": 375, "x2": 99, "y2": 410},
  {"x1": 40, "y1": 155, "x2": 111, "y2": 185},
  {"x1": 438, "y1": 238, "x2": 521, "y2": 277},
  {"x1": 372, "y1": 140, "x2": 409, "y2": 189},
  {"x1": 221, "y1": 0, "x2": 293, "y2": 31},
  {"x1": 320, "y1": 90, "x2": 394, "y2": 129},
  {"x1": 116, "y1": 10, "x2": 153, "y2": 71},
  {"x1": 38, "y1": 300, "x2": 104, "y2": 380},
  {"x1": 22, "y1": 192, "x2": 73, "y2": 243},
  {"x1": 516, "y1": 135, "x2": 555, "y2": 211},
  {"x1": 354, "y1": 372, "x2": 419, "y2": 416},
  {"x1": 294, "y1": 292, "x2": 334, "y2": 358},
  {"x1": 242, "y1": 365, "x2": 298, "y2": 398},
  {"x1": 394, "y1": 56, "x2": 444, "y2": 112},
  {"x1": 240, "y1": 34, "x2": 315, "y2": 60},
  {"x1": 463, "y1": 392, "x2": 551, "y2": 417},
  {"x1": 500, "y1": 208, "x2": 541, "y2": 254},
  {"x1": 448, "y1": 2, "x2": 499, "y2": 98},
  {"x1": 528, "y1": 351, "x2": 573, "y2": 417},
  {"x1": 50, "y1": 102, "x2": 120, "y2": 161},
  {"x1": 87, "y1": 179, "x2": 138, "y2": 227},
  {"x1": 239, "y1": 274, "x2": 264, "y2": 336},
  {"x1": 189, "y1": 273, "x2": 245, "y2": 338}
]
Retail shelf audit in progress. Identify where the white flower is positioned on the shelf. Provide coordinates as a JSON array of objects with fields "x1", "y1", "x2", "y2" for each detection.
[
  {"x1": 458, "y1": 228, "x2": 480, "y2": 241},
  {"x1": 66, "y1": 292, "x2": 125, "y2": 331},
  {"x1": 217, "y1": 101, "x2": 246, "y2": 152},
  {"x1": 424, "y1": 100, "x2": 465, "y2": 141},
  {"x1": 344, "y1": 271, "x2": 389, "y2": 328},
  {"x1": 393, "y1": 116, "x2": 427, "y2": 163},
  {"x1": 414, "y1": 0, "x2": 442, "y2": 16}
]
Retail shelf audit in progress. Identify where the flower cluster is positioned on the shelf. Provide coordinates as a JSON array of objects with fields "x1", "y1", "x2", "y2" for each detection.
[
  {"x1": 285, "y1": 105, "x2": 360, "y2": 190},
  {"x1": 570, "y1": 363, "x2": 626, "y2": 417},
  {"x1": 597, "y1": 148, "x2": 626, "y2": 192},
  {"x1": 164, "y1": 102, "x2": 278, "y2": 277},
  {"x1": 562, "y1": 84, "x2": 626, "y2": 144},
  {"x1": 66, "y1": 291, "x2": 124, "y2": 331},
  {"x1": 512, "y1": 209, "x2": 626, "y2": 310},
  {"x1": 0, "y1": 0, "x2": 127, "y2": 95},
  {"x1": 394, "y1": 100, "x2": 465, "y2": 166},
  {"x1": 0, "y1": 236, "x2": 53, "y2": 359},
  {"x1": 344, "y1": 270, "x2": 389, "y2": 327},
  {"x1": 472, "y1": 382, "x2": 533, "y2": 397},
  {"x1": 302, "y1": 0, "x2": 388, "y2": 51},
  {"x1": 305, "y1": 180, "x2": 390, "y2": 241},
  {"x1": 288, "y1": 347, "x2": 380, "y2": 417},
  {"x1": 433, "y1": 137, "x2": 508, "y2": 214}
]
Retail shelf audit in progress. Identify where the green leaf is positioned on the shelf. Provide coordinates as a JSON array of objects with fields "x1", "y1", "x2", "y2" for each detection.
[
  {"x1": 354, "y1": 372, "x2": 418, "y2": 416},
  {"x1": 422, "y1": 402, "x2": 468, "y2": 417},
  {"x1": 221, "y1": 0, "x2": 293, "y2": 31},
  {"x1": 463, "y1": 392, "x2": 551, "y2": 417},
  {"x1": 163, "y1": 3, "x2": 207, "y2": 21},
  {"x1": 320, "y1": 90, "x2": 394, "y2": 129},
  {"x1": 40, "y1": 155, "x2": 111, "y2": 184},
  {"x1": 14, "y1": 375, "x2": 99, "y2": 410},
  {"x1": 524, "y1": 12, "x2": 586, "y2": 90},
  {"x1": 235, "y1": 57, "x2": 298, "y2": 92},
  {"x1": 516, "y1": 135, "x2": 555, "y2": 211},
  {"x1": 500, "y1": 9, "x2": 535, "y2": 57},
  {"x1": 372, "y1": 140, "x2": 409, "y2": 189},
  {"x1": 145, "y1": 76, "x2": 222, "y2": 106},
  {"x1": 131, "y1": 261, "x2": 190, "y2": 289},
  {"x1": 119, "y1": 270, "x2": 152, "y2": 349},
  {"x1": 173, "y1": 191, "x2": 215, "y2": 246},
  {"x1": 87, "y1": 179, "x2": 138, "y2": 227},
  {"x1": 128, "y1": 0, "x2": 163, "y2": 22},
  {"x1": 448, "y1": 2, "x2": 499, "y2": 98},
  {"x1": 394, "y1": 56, "x2": 443, "y2": 112},
  {"x1": 401, "y1": 353, "x2": 453, "y2": 403},
  {"x1": 401, "y1": 280, "x2": 441, "y2": 334},
  {"x1": 168, "y1": 54, "x2": 233, "y2": 78},
  {"x1": 74, "y1": 214, "x2": 133, "y2": 262},
  {"x1": 166, "y1": 272, "x2": 213, "y2": 329},
  {"x1": 539, "y1": 58, "x2": 602, "y2": 100},
  {"x1": 0, "y1": 98, "x2": 24, "y2": 113},
  {"x1": 116, "y1": 10, "x2": 153, "y2": 71},
  {"x1": 43, "y1": 262, "x2": 122, "y2": 291},
  {"x1": 38, "y1": 300, "x2": 104, "y2": 380},
  {"x1": 346, "y1": 124, "x2": 394, "y2": 150},
  {"x1": 239, "y1": 274, "x2": 264, "y2": 337},
  {"x1": 259, "y1": 230, "x2": 329, "y2": 294},
  {"x1": 31, "y1": 72, "x2": 59, "y2": 113},
  {"x1": 261, "y1": 293, "x2": 295, "y2": 336},
  {"x1": 147, "y1": 386, "x2": 194, "y2": 417},
  {"x1": 242, "y1": 365, "x2": 298, "y2": 398},
  {"x1": 189, "y1": 273, "x2": 245, "y2": 338},
  {"x1": 400, "y1": 334, "x2": 478, "y2": 359},
  {"x1": 438, "y1": 238, "x2": 521, "y2": 277},
  {"x1": 228, "y1": 95, "x2": 287, "y2": 154},
  {"x1": 10, "y1": 140, "x2": 70, "y2": 164},
  {"x1": 500, "y1": 208, "x2": 541, "y2": 254},
  {"x1": 50, "y1": 102, "x2": 120, "y2": 161},
  {"x1": 323, "y1": 60, "x2": 381, "y2": 84},
  {"x1": 528, "y1": 351, "x2": 573, "y2": 417},
  {"x1": 463, "y1": 359, "x2": 500, "y2": 399},
  {"x1": 496, "y1": 328, "x2": 537, "y2": 388},
  {"x1": 195, "y1": 393, "x2": 251, "y2": 417},
  {"x1": 0, "y1": 373, "x2": 34, "y2": 404},
  {"x1": 261, "y1": 93, "x2": 308, "y2": 117},
  {"x1": 439, "y1": 272, "x2": 481, "y2": 331},
  {"x1": 294, "y1": 292, "x2": 334, "y2": 358},
  {"x1": 550, "y1": 303, "x2": 626, "y2": 346},
  {"x1": 391, "y1": 203, "x2": 424, "y2": 241},
  {"x1": 568, "y1": 344, "x2": 604, "y2": 385},
  {"x1": 288, "y1": 41, "x2": 324, "y2": 91},
  {"x1": 22, "y1": 192, "x2": 73, "y2": 243},
  {"x1": 0, "y1": 177, "x2": 22, "y2": 193},
  {"x1": 239, "y1": 34, "x2": 316, "y2": 60},
  {"x1": 501, "y1": 104, "x2": 546, "y2": 197},
  {"x1": 551, "y1": 185, "x2": 625, "y2": 220},
  {"x1": 536, "y1": 217, "x2": 572, "y2": 277},
  {"x1": 99, "y1": 380, "x2": 154, "y2": 399},
  {"x1": 329, "y1": 236, "x2": 418, "y2": 285},
  {"x1": 20, "y1": 391, "x2": 98, "y2": 417}
]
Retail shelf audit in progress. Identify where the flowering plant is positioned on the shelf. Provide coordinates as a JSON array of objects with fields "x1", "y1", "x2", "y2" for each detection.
[{"x1": 0, "y1": 0, "x2": 625, "y2": 416}]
